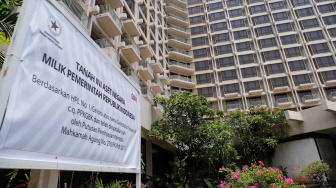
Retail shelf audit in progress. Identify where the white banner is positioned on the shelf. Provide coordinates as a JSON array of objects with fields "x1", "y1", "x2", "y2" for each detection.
[{"x1": 0, "y1": 0, "x2": 140, "y2": 170}]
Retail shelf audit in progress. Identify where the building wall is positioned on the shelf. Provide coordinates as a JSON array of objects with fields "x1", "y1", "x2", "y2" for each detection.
[{"x1": 315, "y1": 138, "x2": 336, "y2": 184}]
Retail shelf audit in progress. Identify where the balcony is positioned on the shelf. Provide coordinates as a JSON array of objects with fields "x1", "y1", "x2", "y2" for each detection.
[
  {"x1": 150, "y1": 77, "x2": 164, "y2": 93},
  {"x1": 273, "y1": 86, "x2": 289, "y2": 93},
  {"x1": 226, "y1": 103, "x2": 241, "y2": 111},
  {"x1": 123, "y1": 19, "x2": 140, "y2": 37},
  {"x1": 154, "y1": 103, "x2": 164, "y2": 114},
  {"x1": 120, "y1": 37, "x2": 141, "y2": 62},
  {"x1": 162, "y1": 90, "x2": 171, "y2": 99},
  {"x1": 166, "y1": 24, "x2": 190, "y2": 39},
  {"x1": 95, "y1": 38, "x2": 120, "y2": 63},
  {"x1": 141, "y1": 87, "x2": 155, "y2": 104},
  {"x1": 168, "y1": 48, "x2": 193, "y2": 63},
  {"x1": 328, "y1": 92, "x2": 336, "y2": 101},
  {"x1": 139, "y1": 45, "x2": 154, "y2": 59},
  {"x1": 275, "y1": 97, "x2": 293, "y2": 107},
  {"x1": 59, "y1": 0, "x2": 88, "y2": 26},
  {"x1": 122, "y1": 67, "x2": 140, "y2": 85},
  {"x1": 165, "y1": 0, "x2": 187, "y2": 8},
  {"x1": 170, "y1": 75, "x2": 196, "y2": 89},
  {"x1": 96, "y1": 4, "x2": 122, "y2": 37},
  {"x1": 137, "y1": 60, "x2": 154, "y2": 80},
  {"x1": 165, "y1": 3, "x2": 188, "y2": 18},
  {"x1": 168, "y1": 35, "x2": 191, "y2": 50},
  {"x1": 249, "y1": 100, "x2": 267, "y2": 107},
  {"x1": 301, "y1": 94, "x2": 321, "y2": 105},
  {"x1": 325, "y1": 80, "x2": 336, "y2": 86},
  {"x1": 106, "y1": 0, "x2": 124, "y2": 8},
  {"x1": 299, "y1": 83, "x2": 315, "y2": 89},
  {"x1": 247, "y1": 89, "x2": 263, "y2": 96},
  {"x1": 168, "y1": 61, "x2": 194, "y2": 75},
  {"x1": 158, "y1": 74, "x2": 170, "y2": 85},
  {"x1": 166, "y1": 14, "x2": 189, "y2": 28},
  {"x1": 149, "y1": 60, "x2": 164, "y2": 73},
  {"x1": 224, "y1": 92, "x2": 239, "y2": 99}
]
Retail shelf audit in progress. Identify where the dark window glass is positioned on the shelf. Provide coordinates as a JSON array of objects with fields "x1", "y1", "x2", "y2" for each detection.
[
  {"x1": 198, "y1": 87, "x2": 213, "y2": 97},
  {"x1": 195, "y1": 60, "x2": 209, "y2": 71},
  {"x1": 280, "y1": 35, "x2": 296, "y2": 45},
  {"x1": 315, "y1": 56, "x2": 335, "y2": 68},
  {"x1": 277, "y1": 23, "x2": 293, "y2": 32},
  {"x1": 305, "y1": 30, "x2": 324, "y2": 41},
  {"x1": 274, "y1": 94, "x2": 289, "y2": 101},
  {"x1": 218, "y1": 57, "x2": 235, "y2": 67},
  {"x1": 298, "y1": 91, "x2": 313, "y2": 100},
  {"x1": 284, "y1": 47, "x2": 302, "y2": 58},
  {"x1": 244, "y1": 81, "x2": 260, "y2": 92},
  {"x1": 251, "y1": 5, "x2": 266, "y2": 14},
  {"x1": 233, "y1": 30, "x2": 248, "y2": 39},
  {"x1": 192, "y1": 37, "x2": 206, "y2": 46},
  {"x1": 249, "y1": 0, "x2": 263, "y2": 4},
  {"x1": 301, "y1": 19, "x2": 319, "y2": 29},
  {"x1": 239, "y1": 54, "x2": 254, "y2": 64},
  {"x1": 213, "y1": 33, "x2": 230, "y2": 43},
  {"x1": 188, "y1": 0, "x2": 201, "y2": 5},
  {"x1": 254, "y1": 15, "x2": 270, "y2": 25},
  {"x1": 288, "y1": 60, "x2": 306, "y2": 71},
  {"x1": 322, "y1": 70, "x2": 336, "y2": 81},
  {"x1": 196, "y1": 73, "x2": 212, "y2": 84},
  {"x1": 249, "y1": 97, "x2": 263, "y2": 106},
  {"x1": 229, "y1": 9, "x2": 243, "y2": 18},
  {"x1": 256, "y1": 26, "x2": 273, "y2": 36},
  {"x1": 263, "y1": 50, "x2": 281, "y2": 61},
  {"x1": 241, "y1": 67, "x2": 257, "y2": 78},
  {"x1": 273, "y1": 12, "x2": 289, "y2": 21},
  {"x1": 193, "y1": 48, "x2": 208, "y2": 58},
  {"x1": 325, "y1": 87, "x2": 336, "y2": 97},
  {"x1": 328, "y1": 28, "x2": 336, "y2": 37},
  {"x1": 226, "y1": 0, "x2": 240, "y2": 7},
  {"x1": 224, "y1": 83, "x2": 239, "y2": 94},
  {"x1": 236, "y1": 42, "x2": 251, "y2": 52},
  {"x1": 293, "y1": 74, "x2": 311, "y2": 85},
  {"x1": 267, "y1": 63, "x2": 285, "y2": 74},
  {"x1": 188, "y1": 6, "x2": 202, "y2": 14},
  {"x1": 270, "y1": 2, "x2": 285, "y2": 10},
  {"x1": 226, "y1": 100, "x2": 239, "y2": 109},
  {"x1": 221, "y1": 70, "x2": 237, "y2": 80},
  {"x1": 208, "y1": 2, "x2": 223, "y2": 11},
  {"x1": 210, "y1": 12, "x2": 225, "y2": 21},
  {"x1": 190, "y1": 16, "x2": 204, "y2": 24},
  {"x1": 310, "y1": 43, "x2": 330, "y2": 54},
  {"x1": 293, "y1": 0, "x2": 310, "y2": 6},
  {"x1": 211, "y1": 22, "x2": 228, "y2": 32},
  {"x1": 271, "y1": 77, "x2": 288, "y2": 87},
  {"x1": 231, "y1": 19, "x2": 246, "y2": 28},
  {"x1": 259, "y1": 38, "x2": 277, "y2": 48},
  {"x1": 323, "y1": 15, "x2": 336, "y2": 25},
  {"x1": 296, "y1": 8, "x2": 314, "y2": 17},
  {"x1": 318, "y1": 4, "x2": 335, "y2": 13},
  {"x1": 191, "y1": 26, "x2": 205, "y2": 35},
  {"x1": 217, "y1": 44, "x2": 232, "y2": 54}
]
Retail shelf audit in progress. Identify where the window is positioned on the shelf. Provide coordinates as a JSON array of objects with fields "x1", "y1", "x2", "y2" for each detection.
[
  {"x1": 193, "y1": 48, "x2": 208, "y2": 58},
  {"x1": 296, "y1": 8, "x2": 314, "y2": 17},
  {"x1": 192, "y1": 37, "x2": 206, "y2": 46},
  {"x1": 208, "y1": 2, "x2": 223, "y2": 11},
  {"x1": 259, "y1": 38, "x2": 277, "y2": 48},
  {"x1": 195, "y1": 60, "x2": 210, "y2": 71},
  {"x1": 241, "y1": 67, "x2": 257, "y2": 78},
  {"x1": 224, "y1": 83, "x2": 239, "y2": 94},
  {"x1": 267, "y1": 63, "x2": 285, "y2": 74},
  {"x1": 323, "y1": 15, "x2": 336, "y2": 25},
  {"x1": 239, "y1": 54, "x2": 254, "y2": 64},
  {"x1": 249, "y1": 0, "x2": 263, "y2": 4},
  {"x1": 273, "y1": 12, "x2": 289, "y2": 21},
  {"x1": 229, "y1": 9, "x2": 243, "y2": 18},
  {"x1": 301, "y1": 19, "x2": 319, "y2": 29},
  {"x1": 256, "y1": 26, "x2": 273, "y2": 36},
  {"x1": 318, "y1": 4, "x2": 335, "y2": 13},
  {"x1": 221, "y1": 70, "x2": 237, "y2": 80},
  {"x1": 325, "y1": 87, "x2": 336, "y2": 97},
  {"x1": 244, "y1": 81, "x2": 260, "y2": 92},
  {"x1": 249, "y1": 97, "x2": 263, "y2": 106},
  {"x1": 216, "y1": 44, "x2": 232, "y2": 54},
  {"x1": 263, "y1": 50, "x2": 281, "y2": 61},
  {"x1": 226, "y1": 0, "x2": 240, "y2": 7},
  {"x1": 233, "y1": 30, "x2": 248, "y2": 39},
  {"x1": 190, "y1": 16, "x2": 204, "y2": 24},
  {"x1": 315, "y1": 56, "x2": 335, "y2": 68},
  {"x1": 305, "y1": 31, "x2": 324, "y2": 41},
  {"x1": 293, "y1": 74, "x2": 311, "y2": 85},
  {"x1": 284, "y1": 47, "x2": 302, "y2": 58},
  {"x1": 198, "y1": 87, "x2": 213, "y2": 97},
  {"x1": 196, "y1": 73, "x2": 212, "y2": 84},
  {"x1": 277, "y1": 23, "x2": 293, "y2": 32},
  {"x1": 218, "y1": 56, "x2": 235, "y2": 67},
  {"x1": 270, "y1": 2, "x2": 285, "y2": 10},
  {"x1": 210, "y1": 12, "x2": 225, "y2": 21},
  {"x1": 288, "y1": 60, "x2": 306, "y2": 71},
  {"x1": 293, "y1": 0, "x2": 310, "y2": 7},
  {"x1": 321, "y1": 70, "x2": 336, "y2": 81},
  {"x1": 213, "y1": 33, "x2": 230, "y2": 43},
  {"x1": 310, "y1": 43, "x2": 330, "y2": 54},
  {"x1": 191, "y1": 26, "x2": 205, "y2": 35},
  {"x1": 231, "y1": 19, "x2": 246, "y2": 28},
  {"x1": 280, "y1": 35, "x2": 296, "y2": 45},
  {"x1": 188, "y1": 6, "x2": 202, "y2": 15},
  {"x1": 254, "y1": 15, "x2": 270, "y2": 25},
  {"x1": 274, "y1": 94, "x2": 289, "y2": 102},
  {"x1": 328, "y1": 28, "x2": 336, "y2": 37},
  {"x1": 211, "y1": 22, "x2": 228, "y2": 32},
  {"x1": 251, "y1": 5, "x2": 266, "y2": 14},
  {"x1": 226, "y1": 100, "x2": 239, "y2": 109},
  {"x1": 188, "y1": 0, "x2": 200, "y2": 5},
  {"x1": 271, "y1": 77, "x2": 288, "y2": 87},
  {"x1": 236, "y1": 42, "x2": 251, "y2": 52}
]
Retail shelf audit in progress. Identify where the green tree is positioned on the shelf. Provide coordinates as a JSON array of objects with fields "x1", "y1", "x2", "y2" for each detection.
[
  {"x1": 149, "y1": 92, "x2": 237, "y2": 188},
  {"x1": 226, "y1": 106, "x2": 290, "y2": 165}
]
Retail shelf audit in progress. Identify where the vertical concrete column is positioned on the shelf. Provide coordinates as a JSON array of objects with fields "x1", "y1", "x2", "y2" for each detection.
[
  {"x1": 146, "y1": 140, "x2": 153, "y2": 188},
  {"x1": 29, "y1": 170, "x2": 59, "y2": 188}
]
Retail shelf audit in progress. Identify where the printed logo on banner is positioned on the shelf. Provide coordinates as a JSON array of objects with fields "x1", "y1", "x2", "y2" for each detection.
[
  {"x1": 47, "y1": 16, "x2": 61, "y2": 37},
  {"x1": 131, "y1": 94, "x2": 137, "y2": 102}
]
